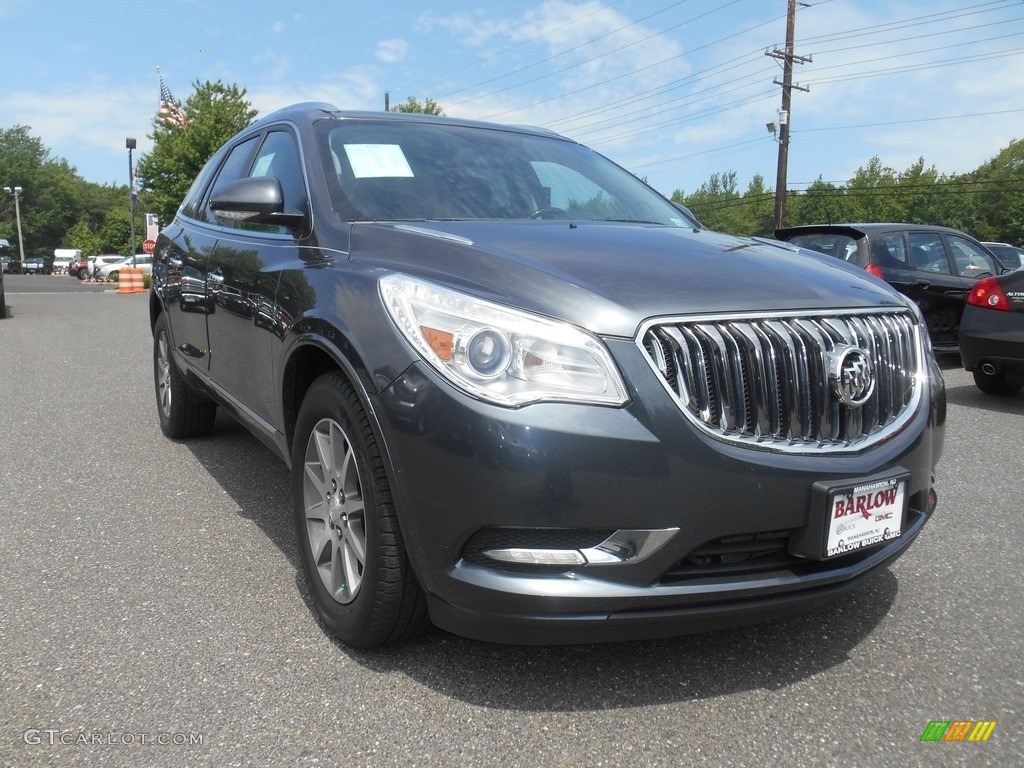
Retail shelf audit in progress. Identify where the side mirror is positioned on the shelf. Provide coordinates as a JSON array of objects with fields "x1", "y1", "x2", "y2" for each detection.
[{"x1": 210, "y1": 177, "x2": 305, "y2": 228}]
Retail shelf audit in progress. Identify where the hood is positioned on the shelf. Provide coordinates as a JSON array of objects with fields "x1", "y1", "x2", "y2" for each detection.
[{"x1": 349, "y1": 220, "x2": 907, "y2": 338}]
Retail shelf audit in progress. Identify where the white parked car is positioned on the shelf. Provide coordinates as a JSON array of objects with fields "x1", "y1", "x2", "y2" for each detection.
[
  {"x1": 88, "y1": 254, "x2": 127, "y2": 280},
  {"x1": 98, "y1": 254, "x2": 153, "y2": 280}
]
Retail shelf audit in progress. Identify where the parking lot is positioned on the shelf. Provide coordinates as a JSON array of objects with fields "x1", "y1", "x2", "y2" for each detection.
[{"x1": 0, "y1": 278, "x2": 1021, "y2": 767}]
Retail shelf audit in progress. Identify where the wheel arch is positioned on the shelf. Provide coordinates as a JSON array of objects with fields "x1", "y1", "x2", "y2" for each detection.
[
  {"x1": 149, "y1": 291, "x2": 163, "y2": 335},
  {"x1": 281, "y1": 333, "x2": 388, "y2": 467},
  {"x1": 282, "y1": 334, "x2": 417, "y2": 559}
]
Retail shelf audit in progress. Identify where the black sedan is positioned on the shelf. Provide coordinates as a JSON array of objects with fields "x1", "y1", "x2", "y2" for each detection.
[
  {"x1": 960, "y1": 272, "x2": 1024, "y2": 396},
  {"x1": 776, "y1": 223, "x2": 1006, "y2": 352},
  {"x1": 150, "y1": 104, "x2": 945, "y2": 648}
]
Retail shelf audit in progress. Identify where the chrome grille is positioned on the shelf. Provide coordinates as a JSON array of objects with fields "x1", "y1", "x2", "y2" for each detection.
[{"x1": 639, "y1": 309, "x2": 923, "y2": 452}]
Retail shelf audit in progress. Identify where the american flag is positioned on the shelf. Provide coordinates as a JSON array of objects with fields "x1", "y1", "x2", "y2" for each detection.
[{"x1": 158, "y1": 71, "x2": 188, "y2": 128}]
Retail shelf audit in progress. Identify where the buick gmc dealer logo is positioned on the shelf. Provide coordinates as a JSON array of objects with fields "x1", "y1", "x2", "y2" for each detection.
[{"x1": 829, "y1": 345, "x2": 875, "y2": 406}]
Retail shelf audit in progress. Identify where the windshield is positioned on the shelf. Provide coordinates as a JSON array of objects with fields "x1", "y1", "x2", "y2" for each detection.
[{"x1": 316, "y1": 119, "x2": 688, "y2": 226}]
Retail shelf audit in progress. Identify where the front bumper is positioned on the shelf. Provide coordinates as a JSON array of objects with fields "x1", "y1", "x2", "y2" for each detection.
[{"x1": 375, "y1": 344, "x2": 945, "y2": 645}]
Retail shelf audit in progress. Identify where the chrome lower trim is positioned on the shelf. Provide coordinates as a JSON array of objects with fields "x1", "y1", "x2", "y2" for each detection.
[{"x1": 482, "y1": 528, "x2": 680, "y2": 567}]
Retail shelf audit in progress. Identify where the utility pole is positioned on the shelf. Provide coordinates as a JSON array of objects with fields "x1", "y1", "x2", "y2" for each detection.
[
  {"x1": 767, "y1": 0, "x2": 811, "y2": 230},
  {"x1": 384, "y1": 92, "x2": 390, "y2": 111}
]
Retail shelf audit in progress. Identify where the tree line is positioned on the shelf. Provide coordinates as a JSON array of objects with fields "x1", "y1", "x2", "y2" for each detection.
[
  {"x1": 2, "y1": 80, "x2": 1022, "y2": 262},
  {"x1": 672, "y1": 144, "x2": 1024, "y2": 244},
  {"x1": 0, "y1": 126, "x2": 143, "y2": 260}
]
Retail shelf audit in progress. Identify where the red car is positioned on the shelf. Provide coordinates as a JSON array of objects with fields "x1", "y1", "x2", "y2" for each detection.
[{"x1": 69, "y1": 257, "x2": 91, "y2": 280}]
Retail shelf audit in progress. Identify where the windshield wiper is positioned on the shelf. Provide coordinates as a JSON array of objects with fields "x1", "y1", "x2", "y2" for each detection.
[{"x1": 599, "y1": 219, "x2": 665, "y2": 225}]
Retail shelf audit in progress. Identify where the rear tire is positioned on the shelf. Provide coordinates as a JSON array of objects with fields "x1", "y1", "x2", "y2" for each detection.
[
  {"x1": 153, "y1": 312, "x2": 217, "y2": 438},
  {"x1": 0, "y1": 280, "x2": 7, "y2": 319},
  {"x1": 292, "y1": 372, "x2": 428, "y2": 649},
  {"x1": 972, "y1": 368, "x2": 1024, "y2": 396}
]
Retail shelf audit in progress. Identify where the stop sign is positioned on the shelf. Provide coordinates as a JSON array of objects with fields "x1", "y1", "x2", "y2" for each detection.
[{"x1": 142, "y1": 239, "x2": 156, "y2": 254}]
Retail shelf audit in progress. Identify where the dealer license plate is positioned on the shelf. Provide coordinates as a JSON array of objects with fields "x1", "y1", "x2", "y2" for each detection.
[{"x1": 824, "y1": 476, "x2": 906, "y2": 558}]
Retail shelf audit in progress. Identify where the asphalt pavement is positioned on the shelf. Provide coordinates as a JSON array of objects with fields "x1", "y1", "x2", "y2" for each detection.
[{"x1": 0, "y1": 282, "x2": 1021, "y2": 767}]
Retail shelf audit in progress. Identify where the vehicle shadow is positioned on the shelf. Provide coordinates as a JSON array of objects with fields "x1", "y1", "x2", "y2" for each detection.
[
  {"x1": 339, "y1": 573, "x2": 898, "y2": 711},
  {"x1": 185, "y1": 411, "x2": 899, "y2": 712},
  {"x1": 184, "y1": 411, "x2": 300, "y2": 570}
]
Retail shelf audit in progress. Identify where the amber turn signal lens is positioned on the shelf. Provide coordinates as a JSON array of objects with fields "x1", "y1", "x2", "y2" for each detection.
[{"x1": 421, "y1": 326, "x2": 454, "y2": 360}]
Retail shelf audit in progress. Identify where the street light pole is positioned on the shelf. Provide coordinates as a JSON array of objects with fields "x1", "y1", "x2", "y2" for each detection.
[
  {"x1": 126, "y1": 138, "x2": 137, "y2": 267},
  {"x1": 3, "y1": 186, "x2": 26, "y2": 272}
]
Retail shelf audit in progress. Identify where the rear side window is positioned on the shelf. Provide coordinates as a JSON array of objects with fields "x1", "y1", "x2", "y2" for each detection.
[
  {"x1": 908, "y1": 232, "x2": 951, "y2": 275},
  {"x1": 874, "y1": 234, "x2": 908, "y2": 266}
]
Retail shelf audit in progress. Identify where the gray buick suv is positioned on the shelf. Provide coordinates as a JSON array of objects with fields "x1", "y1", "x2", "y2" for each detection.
[{"x1": 150, "y1": 104, "x2": 946, "y2": 648}]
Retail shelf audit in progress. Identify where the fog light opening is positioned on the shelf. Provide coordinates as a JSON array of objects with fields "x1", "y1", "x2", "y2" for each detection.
[{"x1": 926, "y1": 488, "x2": 938, "y2": 514}]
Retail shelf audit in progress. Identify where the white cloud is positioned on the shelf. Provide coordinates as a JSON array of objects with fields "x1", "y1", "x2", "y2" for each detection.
[
  {"x1": 375, "y1": 38, "x2": 408, "y2": 64},
  {"x1": 1, "y1": 79, "x2": 157, "y2": 184},
  {"x1": 251, "y1": 65, "x2": 383, "y2": 114},
  {"x1": 253, "y1": 49, "x2": 291, "y2": 82}
]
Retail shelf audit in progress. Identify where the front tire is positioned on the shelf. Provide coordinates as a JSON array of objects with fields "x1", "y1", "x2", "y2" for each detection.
[
  {"x1": 972, "y1": 368, "x2": 1024, "y2": 396},
  {"x1": 292, "y1": 372, "x2": 427, "y2": 649},
  {"x1": 153, "y1": 312, "x2": 217, "y2": 438},
  {"x1": 77, "y1": 269, "x2": 88, "y2": 281}
]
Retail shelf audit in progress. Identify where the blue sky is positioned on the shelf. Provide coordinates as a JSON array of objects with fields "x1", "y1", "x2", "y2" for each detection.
[{"x1": 2, "y1": 0, "x2": 1023, "y2": 199}]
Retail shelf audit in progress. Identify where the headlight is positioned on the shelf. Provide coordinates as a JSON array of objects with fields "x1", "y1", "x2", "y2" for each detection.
[{"x1": 379, "y1": 274, "x2": 628, "y2": 407}]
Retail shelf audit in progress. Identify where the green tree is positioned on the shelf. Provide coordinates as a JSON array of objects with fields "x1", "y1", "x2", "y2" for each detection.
[
  {"x1": 0, "y1": 125, "x2": 82, "y2": 257},
  {"x1": 64, "y1": 219, "x2": 101, "y2": 256},
  {"x1": 675, "y1": 171, "x2": 741, "y2": 232},
  {"x1": 845, "y1": 156, "x2": 903, "y2": 222},
  {"x1": 789, "y1": 179, "x2": 854, "y2": 225},
  {"x1": 97, "y1": 205, "x2": 145, "y2": 255},
  {"x1": 390, "y1": 96, "x2": 445, "y2": 115},
  {"x1": 75, "y1": 180, "x2": 126, "y2": 236},
  {"x1": 136, "y1": 80, "x2": 258, "y2": 226},
  {"x1": 738, "y1": 174, "x2": 775, "y2": 236},
  {"x1": 972, "y1": 138, "x2": 1024, "y2": 243}
]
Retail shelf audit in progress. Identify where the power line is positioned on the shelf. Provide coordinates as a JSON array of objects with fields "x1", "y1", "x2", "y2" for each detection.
[{"x1": 793, "y1": 107, "x2": 1024, "y2": 133}]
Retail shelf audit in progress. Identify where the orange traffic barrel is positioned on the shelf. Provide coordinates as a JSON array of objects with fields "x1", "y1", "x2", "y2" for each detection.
[{"x1": 118, "y1": 267, "x2": 144, "y2": 294}]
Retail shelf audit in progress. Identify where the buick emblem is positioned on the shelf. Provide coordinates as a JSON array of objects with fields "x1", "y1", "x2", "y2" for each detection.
[{"x1": 828, "y1": 345, "x2": 874, "y2": 406}]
